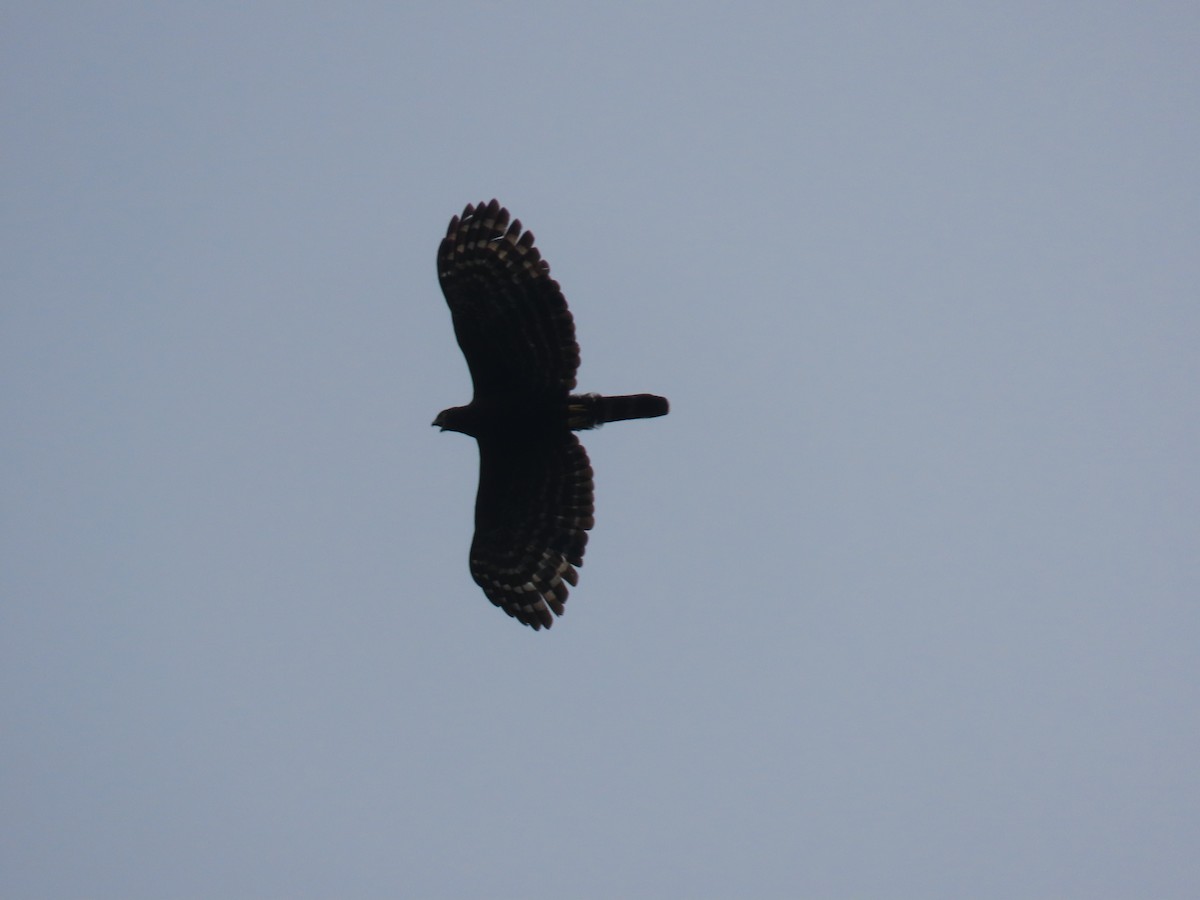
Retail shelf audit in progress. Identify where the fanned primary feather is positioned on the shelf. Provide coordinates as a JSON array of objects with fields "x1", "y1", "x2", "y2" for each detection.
[{"x1": 433, "y1": 200, "x2": 668, "y2": 630}]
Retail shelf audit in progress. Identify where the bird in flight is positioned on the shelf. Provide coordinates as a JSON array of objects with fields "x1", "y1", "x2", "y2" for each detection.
[{"x1": 433, "y1": 200, "x2": 668, "y2": 629}]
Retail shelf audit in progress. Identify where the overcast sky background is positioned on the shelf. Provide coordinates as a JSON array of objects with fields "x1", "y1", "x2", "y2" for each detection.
[{"x1": 3, "y1": 3, "x2": 1198, "y2": 898}]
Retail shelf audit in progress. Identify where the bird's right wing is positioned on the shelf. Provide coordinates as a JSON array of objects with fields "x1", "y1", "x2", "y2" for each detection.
[{"x1": 468, "y1": 430, "x2": 594, "y2": 629}]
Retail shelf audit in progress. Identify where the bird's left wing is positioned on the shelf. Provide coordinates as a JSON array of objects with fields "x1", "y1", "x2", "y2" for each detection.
[{"x1": 438, "y1": 200, "x2": 581, "y2": 400}]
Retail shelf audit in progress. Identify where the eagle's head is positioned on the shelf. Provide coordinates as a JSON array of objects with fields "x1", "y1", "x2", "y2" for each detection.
[{"x1": 432, "y1": 405, "x2": 474, "y2": 435}]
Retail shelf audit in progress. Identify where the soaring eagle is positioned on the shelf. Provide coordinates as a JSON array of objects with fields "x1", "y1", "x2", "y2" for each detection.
[{"x1": 433, "y1": 200, "x2": 668, "y2": 629}]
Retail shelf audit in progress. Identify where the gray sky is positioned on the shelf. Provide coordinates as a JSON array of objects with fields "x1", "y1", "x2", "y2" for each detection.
[{"x1": 4, "y1": 3, "x2": 1197, "y2": 898}]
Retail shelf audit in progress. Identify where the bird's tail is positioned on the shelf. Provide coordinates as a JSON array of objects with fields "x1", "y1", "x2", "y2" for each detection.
[{"x1": 568, "y1": 393, "x2": 669, "y2": 429}]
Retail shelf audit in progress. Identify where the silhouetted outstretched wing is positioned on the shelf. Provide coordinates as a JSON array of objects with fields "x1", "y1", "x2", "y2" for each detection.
[
  {"x1": 437, "y1": 199, "x2": 580, "y2": 399},
  {"x1": 469, "y1": 430, "x2": 595, "y2": 629}
]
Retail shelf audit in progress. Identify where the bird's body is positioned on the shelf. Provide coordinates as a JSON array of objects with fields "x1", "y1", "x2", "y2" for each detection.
[{"x1": 434, "y1": 200, "x2": 668, "y2": 629}]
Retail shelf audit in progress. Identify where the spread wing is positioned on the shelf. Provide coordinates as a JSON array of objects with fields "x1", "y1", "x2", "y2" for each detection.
[
  {"x1": 470, "y1": 430, "x2": 595, "y2": 629},
  {"x1": 437, "y1": 200, "x2": 580, "y2": 399}
]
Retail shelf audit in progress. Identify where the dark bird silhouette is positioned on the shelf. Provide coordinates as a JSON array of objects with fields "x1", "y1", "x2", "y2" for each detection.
[{"x1": 434, "y1": 200, "x2": 668, "y2": 629}]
